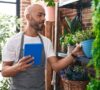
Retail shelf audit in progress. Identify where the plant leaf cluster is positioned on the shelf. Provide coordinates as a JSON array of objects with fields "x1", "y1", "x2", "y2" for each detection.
[
  {"x1": 60, "y1": 29, "x2": 95, "y2": 46},
  {"x1": 0, "y1": 78, "x2": 10, "y2": 90},
  {"x1": 44, "y1": 0, "x2": 55, "y2": 6},
  {"x1": 0, "y1": 14, "x2": 21, "y2": 61},
  {"x1": 87, "y1": 0, "x2": 100, "y2": 90}
]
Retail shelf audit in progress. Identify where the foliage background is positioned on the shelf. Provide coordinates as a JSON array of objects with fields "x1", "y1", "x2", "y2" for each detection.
[
  {"x1": 87, "y1": 0, "x2": 100, "y2": 90},
  {"x1": 0, "y1": 14, "x2": 20, "y2": 61}
]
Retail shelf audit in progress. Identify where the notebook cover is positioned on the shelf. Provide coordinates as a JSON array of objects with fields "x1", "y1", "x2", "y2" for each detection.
[{"x1": 24, "y1": 43, "x2": 43, "y2": 65}]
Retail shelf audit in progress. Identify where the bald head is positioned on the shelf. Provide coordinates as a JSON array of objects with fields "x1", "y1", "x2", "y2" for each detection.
[
  {"x1": 24, "y1": 4, "x2": 45, "y2": 31},
  {"x1": 24, "y1": 4, "x2": 45, "y2": 17}
]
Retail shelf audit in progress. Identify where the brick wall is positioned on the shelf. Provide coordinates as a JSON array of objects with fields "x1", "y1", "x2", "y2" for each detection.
[
  {"x1": 20, "y1": 0, "x2": 31, "y2": 31},
  {"x1": 59, "y1": 7, "x2": 92, "y2": 30}
]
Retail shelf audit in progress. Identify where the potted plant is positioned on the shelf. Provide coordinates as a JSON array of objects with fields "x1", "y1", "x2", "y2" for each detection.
[
  {"x1": 73, "y1": 29, "x2": 95, "y2": 58},
  {"x1": 60, "y1": 57, "x2": 90, "y2": 90},
  {"x1": 64, "y1": 33, "x2": 76, "y2": 54},
  {"x1": 59, "y1": 29, "x2": 96, "y2": 90},
  {"x1": 59, "y1": 30, "x2": 93, "y2": 90},
  {"x1": 44, "y1": 0, "x2": 56, "y2": 21},
  {"x1": 59, "y1": 16, "x2": 81, "y2": 54},
  {"x1": 60, "y1": 52, "x2": 90, "y2": 90},
  {"x1": 59, "y1": 32, "x2": 76, "y2": 53},
  {"x1": 44, "y1": 0, "x2": 55, "y2": 6},
  {"x1": 60, "y1": 16, "x2": 82, "y2": 54},
  {"x1": 60, "y1": 28, "x2": 96, "y2": 90}
]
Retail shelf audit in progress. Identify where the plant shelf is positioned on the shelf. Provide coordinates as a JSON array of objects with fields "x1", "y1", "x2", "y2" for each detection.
[{"x1": 59, "y1": 0, "x2": 91, "y2": 9}]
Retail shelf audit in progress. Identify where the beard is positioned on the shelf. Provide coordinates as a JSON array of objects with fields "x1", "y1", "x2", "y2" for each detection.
[
  {"x1": 37, "y1": 23, "x2": 45, "y2": 31},
  {"x1": 29, "y1": 19, "x2": 45, "y2": 31}
]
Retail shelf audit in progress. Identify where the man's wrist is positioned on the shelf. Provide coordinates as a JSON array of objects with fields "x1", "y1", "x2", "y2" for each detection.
[
  {"x1": 70, "y1": 52, "x2": 77, "y2": 63},
  {"x1": 71, "y1": 52, "x2": 77, "y2": 58}
]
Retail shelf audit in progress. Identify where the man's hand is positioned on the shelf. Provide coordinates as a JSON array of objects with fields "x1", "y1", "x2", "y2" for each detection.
[
  {"x1": 71, "y1": 44, "x2": 84, "y2": 57},
  {"x1": 14, "y1": 56, "x2": 34, "y2": 72},
  {"x1": 71, "y1": 44, "x2": 90, "y2": 66},
  {"x1": 2, "y1": 56, "x2": 34, "y2": 77}
]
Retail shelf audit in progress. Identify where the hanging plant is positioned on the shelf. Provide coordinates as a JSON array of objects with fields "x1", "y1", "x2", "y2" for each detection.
[
  {"x1": 87, "y1": 0, "x2": 100, "y2": 90},
  {"x1": 44, "y1": 0, "x2": 55, "y2": 6}
]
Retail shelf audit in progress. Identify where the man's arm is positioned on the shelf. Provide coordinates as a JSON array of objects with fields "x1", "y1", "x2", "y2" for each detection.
[
  {"x1": 2, "y1": 56, "x2": 33, "y2": 77},
  {"x1": 48, "y1": 44, "x2": 82, "y2": 72},
  {"x1": 48, "y1": 54, "x2": 74, "y2": 72}
]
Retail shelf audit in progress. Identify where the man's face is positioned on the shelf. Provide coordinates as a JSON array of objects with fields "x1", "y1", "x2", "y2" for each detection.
[{"x1": 29, "y1": 7, "x2": 45, "y2": 31}]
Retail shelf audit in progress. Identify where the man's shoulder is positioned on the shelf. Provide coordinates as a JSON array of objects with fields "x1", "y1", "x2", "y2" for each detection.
[
  {"x1": 7, "y1": 32, "x2": 22, "y2": 43},
  {"x1": 11, "y1": 31, "x2": 22, "y2": 38}
]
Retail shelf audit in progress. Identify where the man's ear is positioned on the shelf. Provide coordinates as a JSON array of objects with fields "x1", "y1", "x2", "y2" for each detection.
[{"x1": 26, "y1": 14, "x2": 31, "y2": 21}]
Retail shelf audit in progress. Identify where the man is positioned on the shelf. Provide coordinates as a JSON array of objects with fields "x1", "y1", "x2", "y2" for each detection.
[{"x1": 2, "y1": 4, "x2": 82, "y2": 90}]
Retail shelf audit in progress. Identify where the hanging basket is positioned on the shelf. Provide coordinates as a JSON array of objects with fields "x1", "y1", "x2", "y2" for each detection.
[{"x1": 62, "y1": 79, "x2": 89, "y2": 90}]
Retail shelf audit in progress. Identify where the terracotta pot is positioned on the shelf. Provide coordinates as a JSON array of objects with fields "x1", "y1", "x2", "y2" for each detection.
[{"x1": 45, "y1": 6, "x2": 55, "y2": 21}]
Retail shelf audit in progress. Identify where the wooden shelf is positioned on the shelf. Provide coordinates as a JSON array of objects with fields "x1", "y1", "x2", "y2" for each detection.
[
  {"x1": 59, "y1": 0, "x2": 79, "y2": 7},
  {"x1": 57, "y1": 52, "x2": 90, "y2": 64},
  {"x1": 59, "y1": 0, "x2": 91, "y2": 9},
  {"x1": 57, "y1": 52, "x2": 67, "y2": 58}
]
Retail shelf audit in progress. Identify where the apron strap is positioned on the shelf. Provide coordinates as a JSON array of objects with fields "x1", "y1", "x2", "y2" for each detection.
[
  {"x1": 18, "y1": 33, "x2": 24, "y2": 59},
  {"x1": 38, "y1": 34, "x2": 46, "y2": 66}
]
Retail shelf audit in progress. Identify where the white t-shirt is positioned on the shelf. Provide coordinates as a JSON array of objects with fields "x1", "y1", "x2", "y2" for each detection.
[{"x1": 2, "y1": 32, "x2": 56, "y2": 62}]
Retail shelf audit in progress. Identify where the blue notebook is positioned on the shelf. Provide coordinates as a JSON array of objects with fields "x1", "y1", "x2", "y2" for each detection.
[{"x1": 24, "y1": 43, "x2": 43, "y2": 65}]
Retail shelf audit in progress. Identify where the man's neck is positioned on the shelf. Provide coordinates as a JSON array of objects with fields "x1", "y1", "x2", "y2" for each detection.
[{"x1": 24, "y1": 27, "x2": 38, "y2": 37}]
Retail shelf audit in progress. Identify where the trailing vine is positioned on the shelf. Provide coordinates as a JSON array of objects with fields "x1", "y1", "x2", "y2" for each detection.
[{"x1": 87, "y1": 0, "x2": 100, "y2": 89}]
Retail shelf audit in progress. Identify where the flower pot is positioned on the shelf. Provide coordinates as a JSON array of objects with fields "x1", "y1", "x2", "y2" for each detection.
[
  {"x1": 67, "y1": 45, "x2": 75, "y2": 55},
  {"x1": 81, "y1": 39, "x2": 94, "y2": 59},
  {"x1": 45, "y1": 6, "x2": 55, "y2": 21}
]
